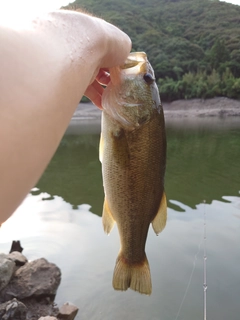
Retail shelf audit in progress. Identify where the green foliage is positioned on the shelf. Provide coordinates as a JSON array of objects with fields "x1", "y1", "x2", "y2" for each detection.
[
  {"x1": 158, "y1": 69, "x2": 240, "y2": 101},
  {"x1": 64, "y1": 0, "x2": 240, "y2": 100}
]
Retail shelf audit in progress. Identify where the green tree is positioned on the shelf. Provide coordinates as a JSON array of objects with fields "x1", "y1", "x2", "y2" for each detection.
[
  {"x1": 65, "y1": 0, "x2": 240, "y2": 100},
  {"x1": 208, "y1": 39, "x2": 230, "y2": 71}
]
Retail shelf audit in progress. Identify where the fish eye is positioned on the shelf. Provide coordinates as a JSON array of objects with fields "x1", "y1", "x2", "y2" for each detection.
[{"x1": 143, "y1": 73, "x2": 155, "y2": 84}]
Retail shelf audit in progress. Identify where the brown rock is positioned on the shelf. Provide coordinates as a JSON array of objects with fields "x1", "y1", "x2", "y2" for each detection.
[
  {"x1": 9, "y1": 241, "x2": 23, "y2": 253},
  {"x1": 0, "y1": 254, "x2": 15, "y2": 291},
  {"x1": 58, "y1": 302, "x2": 79, "y2": 320},
  {"x1": 23, "y1": 297, "x2": 59, "y2": 320},
  {"x1": 0, "y1": 258, "x2": 61, "y2": 302},
  {"x1": 0, "y1": 298, "x2": 27, "y2": 320},
  {"x1": 7, "y1": 251, "x2": 28, "y2": 267}
]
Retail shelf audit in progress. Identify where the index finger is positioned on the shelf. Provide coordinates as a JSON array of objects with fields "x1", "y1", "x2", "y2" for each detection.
[{"x1": 96, "y1": 69, "x2": 110, "y2": 86}]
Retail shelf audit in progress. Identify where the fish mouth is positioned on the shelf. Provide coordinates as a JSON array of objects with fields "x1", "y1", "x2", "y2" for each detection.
[
  {"x1": 109, "y1": 52, "x2": 148, "y2": 86},
  {"x1": 103, "y1": 51, "x2": 160, "y2": 129},
  {"x1": 120, "y1": 52, "x2": 148, "y2": 75}
]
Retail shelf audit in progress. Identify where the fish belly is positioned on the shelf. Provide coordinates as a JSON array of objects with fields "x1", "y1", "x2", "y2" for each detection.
[{"x1": 101, "y1": 108, "x2": 166, "y2": 294}]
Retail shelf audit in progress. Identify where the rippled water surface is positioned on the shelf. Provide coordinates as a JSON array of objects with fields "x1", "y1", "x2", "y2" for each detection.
[{"x1": 1, "y1": 116, "x2": 240, "y2": 320}]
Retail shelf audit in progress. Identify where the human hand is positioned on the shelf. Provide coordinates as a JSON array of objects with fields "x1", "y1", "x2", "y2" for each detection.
[
  {"x1": 0, "y1": 10, "x2": 131, "y2": 223},
  {"x1": 82, "y1": 17, "x2": 131, "y2": 109},
  {"x1": 84, "y1": 69, "x2": 110, "y2": 109}
]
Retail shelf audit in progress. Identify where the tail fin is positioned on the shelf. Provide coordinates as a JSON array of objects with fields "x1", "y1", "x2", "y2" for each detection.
[{"x1": 112, "y1": 252, "x2": 152, "y2": 295}]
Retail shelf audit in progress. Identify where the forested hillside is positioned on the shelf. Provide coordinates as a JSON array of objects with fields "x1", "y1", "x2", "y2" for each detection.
[{"x1": 64, "y1": 0, "x2": 240, "y2": 100}]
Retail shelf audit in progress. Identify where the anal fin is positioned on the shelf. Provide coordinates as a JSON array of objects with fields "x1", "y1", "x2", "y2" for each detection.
[
  {"x1": 152, "y1": 191, "x2": 167, "y2": 235},
  {"x1": 102, "y1": 197, "x2": 115, "y2": 235}
]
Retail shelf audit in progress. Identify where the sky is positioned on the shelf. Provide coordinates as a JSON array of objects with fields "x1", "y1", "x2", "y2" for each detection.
[
  {"x1": 0, "y1": 0, "x2": 239, "y2": 25},
  {"x1": 220, "y1": 0, "x2": 240, "y2": 4},
  {"x1": 0, "y1": 0, "x2": 75, "y2": 25},
  {"x1": 0, "y1": 0, "x2": 239, "y2": 14},
  {"x1": 0, "y1": 0, "x2": 74, "y2": 13}
]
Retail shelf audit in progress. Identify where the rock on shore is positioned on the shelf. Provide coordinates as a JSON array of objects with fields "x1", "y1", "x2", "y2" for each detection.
[{"x1": 0, "y1": 244, "x2": 79, "y2": 320}]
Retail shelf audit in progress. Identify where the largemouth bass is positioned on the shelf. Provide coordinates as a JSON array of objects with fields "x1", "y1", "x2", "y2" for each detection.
[{"x1": 100, "y1": 52, "x2": 167, "y2": 295}]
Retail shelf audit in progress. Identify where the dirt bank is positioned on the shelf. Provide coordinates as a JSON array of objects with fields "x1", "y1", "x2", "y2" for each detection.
[
  {"x1": 73, "y1": 97, "x2": 240, "y2": 119},
  {"x1": 163, "y1": 97, "x2": 240, "y2": 118}
]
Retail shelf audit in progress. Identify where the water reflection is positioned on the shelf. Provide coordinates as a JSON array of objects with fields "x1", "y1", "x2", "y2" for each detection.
[
  {"x1": 166, "y1": 122, "x2": 240, "y2": 209},
  {"x1": 0, "y1": 192, "x2": 239, "y2": 320},
  {"x1": 36, "y1": 117, "x2": 240, "y2": 213},
  {"x1": 0, "y1": 117, "x2": 240, "y2": 320},
  {"x1": 36, "y1": 130, "x2": 104, "y2": 215}
]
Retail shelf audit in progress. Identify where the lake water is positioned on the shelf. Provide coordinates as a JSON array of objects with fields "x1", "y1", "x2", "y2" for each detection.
[{"x1": 0, "y1": 115, "x2": 240, "y2": 320}]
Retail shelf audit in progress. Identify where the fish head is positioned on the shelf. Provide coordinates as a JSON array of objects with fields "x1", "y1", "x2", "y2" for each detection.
[{"x1": 102, "y1": 52, "x2": 161, "y2": 130}]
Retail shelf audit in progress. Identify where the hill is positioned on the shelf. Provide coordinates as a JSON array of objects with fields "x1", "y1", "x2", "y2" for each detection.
[{"x1": 64, "y1": 0, "x2": 240, "y2": 101}]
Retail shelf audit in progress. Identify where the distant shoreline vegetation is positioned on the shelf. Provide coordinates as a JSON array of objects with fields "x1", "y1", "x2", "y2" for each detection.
[
  {"x1": 158, "y1": 67, "x2": 240, "y2": 101},
  {"x1": 66, "y1": 0, "x2": 240, "y2": 101}
]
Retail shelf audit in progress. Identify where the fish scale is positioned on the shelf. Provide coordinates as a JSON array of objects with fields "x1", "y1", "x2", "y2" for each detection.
[{"x1": 100, "y1": 52, "x2": 167, "y2": 295}]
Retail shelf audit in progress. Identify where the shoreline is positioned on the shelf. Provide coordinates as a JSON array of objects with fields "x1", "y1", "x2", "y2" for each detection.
[{"x1": 73, "y1": 97, "x2": 240, "y2": 120}]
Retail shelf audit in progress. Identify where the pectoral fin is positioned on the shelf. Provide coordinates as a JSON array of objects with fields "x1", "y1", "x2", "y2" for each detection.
[
  {"x1": 102, "y1": 198, "x2": 115, "y2": 235},
  {"x1": 99, "y1": 132, "x2": 104, "y2": 163},
  {"x1": 152, "y1": 191, "x2": 167, "y2": 235}
]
